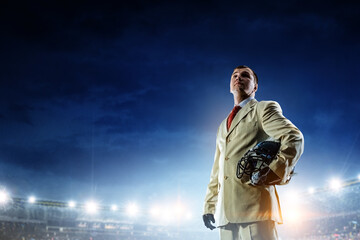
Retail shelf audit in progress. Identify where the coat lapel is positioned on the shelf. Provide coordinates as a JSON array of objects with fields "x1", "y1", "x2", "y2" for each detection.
[{"x1": 226, "y1": 99, "x2": 257, "y2": 138}]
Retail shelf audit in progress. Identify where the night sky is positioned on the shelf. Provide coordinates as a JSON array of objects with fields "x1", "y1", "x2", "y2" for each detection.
[{"x1": 0, "y1": 0, "x2": 359, "y2": 219}]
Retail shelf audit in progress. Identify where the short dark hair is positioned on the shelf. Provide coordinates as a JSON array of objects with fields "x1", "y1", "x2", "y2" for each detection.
[{"x1": 234, "y1": 65, "x2": 258, "y2": 84}]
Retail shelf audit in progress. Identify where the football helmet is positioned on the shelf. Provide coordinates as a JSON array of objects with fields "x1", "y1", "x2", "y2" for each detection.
[{"x1": 236, "y1": 141, "x2": 280, "y2": 180}]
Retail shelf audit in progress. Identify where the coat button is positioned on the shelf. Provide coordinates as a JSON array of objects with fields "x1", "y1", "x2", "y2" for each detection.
[
  {"x1": 225, "y1": 157, "x2": 229, "y2": 161},
  {"x1": 227, "y1": 138, "x2": 231, "y2": 143},
  {"x1": 224, "y1": 176, "x2": 228, "y2": 180}
]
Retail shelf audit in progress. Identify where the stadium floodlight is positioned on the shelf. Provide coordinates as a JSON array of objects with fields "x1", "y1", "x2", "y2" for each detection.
[
  {"x1": 160, "y1": 207, "x2": 171, "y2": 222},
  {"x1": 126, "y1": 202, "x2": 139, "y2": 217},
  {"x1": 308, "y1": 187, "x2": 315, "y2": 194},
  {"x1": 68, "y1": 201, "x2": 76, "y2": 208},
  {"x1": 0, "y1": 190, "x2": 9, "y2": 204},
  {"x1": 174, "y1": 202, "x2": 185, "y2": 218},
  {"x1": 150, "y1": 206, "x2": 160, "y2": 217},
  {"x1": 330, "y1": 178, "x2": 342, "y2": 191},
  {"x1": 28, "y1": 196, "x2": 36, "y2": 204},
  {"x1": 85, "y1": 201, "x2": 98, "y2": 214},
  {"x1": 111, "y1": 204, "x2": 118, "y2": 211}
]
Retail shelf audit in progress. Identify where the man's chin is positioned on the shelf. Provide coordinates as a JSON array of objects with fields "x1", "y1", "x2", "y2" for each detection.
[
  {"x1": 231, "y1": 89, "x2": 241, "y2": 94},
  {"x1": 231, "y1": 89, "x2": 247, "y2": 95}
]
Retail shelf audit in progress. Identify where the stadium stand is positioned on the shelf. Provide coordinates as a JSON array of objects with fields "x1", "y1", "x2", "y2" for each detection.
[
  {"x1": 1, "y1": 178, "x2": 360, "y2": 239},
  {"x1": 280, "y1": 179, "x2": 360, "y2": 240}
]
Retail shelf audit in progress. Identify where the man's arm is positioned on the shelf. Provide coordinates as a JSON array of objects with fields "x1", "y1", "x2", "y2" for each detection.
[
  {"x1": 203, "y1": 141, "x2": 220, "y2": 230},
  {"x1": 204, "y1": 142, "x2": 220, "y2": 214},
  {"x1": 258, "y1": 101, "x2": 304, "y2": 184}
]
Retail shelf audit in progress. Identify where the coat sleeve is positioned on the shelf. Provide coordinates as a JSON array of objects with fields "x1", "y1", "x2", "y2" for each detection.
[
  {"x1": 203, "y1": 130, "x2": 220, "y2": 215},
  {"x1": 258, "y1": 101, "x2": 304, "y2": 185}
]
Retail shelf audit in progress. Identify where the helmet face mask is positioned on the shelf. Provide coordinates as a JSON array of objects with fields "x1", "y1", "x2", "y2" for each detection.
[{"x1": 236, "y1": 141, "x2": 280, "y2": 180}]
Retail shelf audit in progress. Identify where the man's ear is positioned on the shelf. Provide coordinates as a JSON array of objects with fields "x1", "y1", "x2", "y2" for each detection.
[{"x1": 254, "y1": 83, "x2": 258, "y2": 93}]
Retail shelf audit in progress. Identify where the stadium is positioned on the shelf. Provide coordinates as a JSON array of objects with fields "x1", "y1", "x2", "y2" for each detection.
[
  {"x1": 0, "y1": 189, "x2": 196, "y2": 240},
  {"x1": 1, "y1": 0, "x2": 359, "y2": 240},
  {"x1": 1, "y1": 176, "x2": 360, "y2": 240}
]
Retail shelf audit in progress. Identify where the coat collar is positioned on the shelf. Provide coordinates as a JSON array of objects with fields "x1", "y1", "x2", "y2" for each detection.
[{"x1": 226, "y1": 99, "x2": 257, "y2": 137}]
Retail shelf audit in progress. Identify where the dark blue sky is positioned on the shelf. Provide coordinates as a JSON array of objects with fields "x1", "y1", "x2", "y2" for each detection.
[{"x1": 0, "y1": 0, "x2": 359, "y2": 217}]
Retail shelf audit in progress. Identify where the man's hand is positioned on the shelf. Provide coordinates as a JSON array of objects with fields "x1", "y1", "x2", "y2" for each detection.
[
  {"x1": 251, "y1": 167, "x2": 281, "y2": 186},
  {"x1": 251, "y1": 167, "x2": 270, "y2": 186},
  {"x1": 202, "y1": 213, "x2": 216, "y2": 230}
]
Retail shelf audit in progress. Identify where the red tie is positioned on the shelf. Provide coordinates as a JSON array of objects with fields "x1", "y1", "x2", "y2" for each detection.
[{"x1": 227, "y1": 106, "x2": 241, "y2": 130}]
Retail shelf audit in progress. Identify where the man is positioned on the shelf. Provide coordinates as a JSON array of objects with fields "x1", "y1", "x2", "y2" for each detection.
[{"x1": 203, "y1": 65, "x2": 304, "y2": 240}]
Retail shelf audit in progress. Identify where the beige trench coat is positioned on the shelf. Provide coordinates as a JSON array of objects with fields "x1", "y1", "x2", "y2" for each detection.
[{"x1": 204, "y1": 99, "x2": 304, "y2": 226}]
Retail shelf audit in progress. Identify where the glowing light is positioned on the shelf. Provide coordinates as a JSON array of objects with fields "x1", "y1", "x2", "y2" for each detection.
[
  {"x1": 126, "y1": 203, "x2": 139, "y2": 217},
  {"x1": 285, "y1": 209, "x2": 301, "y2": 222},
  {"x1": 111, "y1": 204, "x2": 118, "y2": 211},
  {"x1": 330, "y1": 178, "x2": 342, "y2": 191},
  {"x1": 150, "y1": 206, "x2": 160, "y2": 217},
  {"x1": 150, "y1": 202, "x2": 192, "y2": 224},
  {"x1": 174, "y1": 202, "x2": 185, "y2": 217},
  {"x1": 358, "y1": 174, "x2": 360, "y2": 181},
  {"x1": 308, "y1": 187, "x2": 315, "y2": 194},
  {"x1": 28, "y1": 196, "x2": 36, "y2": 204},
  {"x1": 68, "y1": 201, "x2": 76, "y2": 208},
  {"x1": 0, "y1": 190, "x2": 9, "y2": 204},
  {"x1": 85, "y1": 201, "x2": 98, "y2": 214},
  {"x1": 160, "y1": 207, "x2": 171, "y2": 222},
  {"x1": 284, "y1": 191, "x2": 300, "y2": 204}
]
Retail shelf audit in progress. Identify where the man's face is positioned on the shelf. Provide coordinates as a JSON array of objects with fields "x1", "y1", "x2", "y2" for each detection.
[{"x1": 230, "y1": 67, "x2": 258, "y2": 96}]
